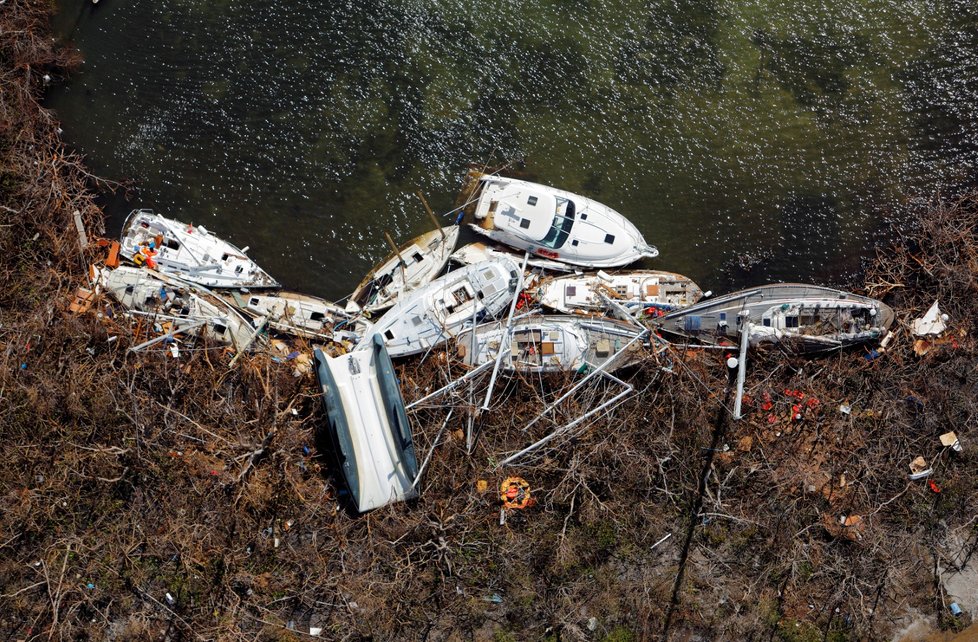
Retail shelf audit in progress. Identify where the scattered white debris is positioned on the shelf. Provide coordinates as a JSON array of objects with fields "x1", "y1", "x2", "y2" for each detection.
[{"x1": 912, "y1": 301, "x2": 948, "y2": 337}]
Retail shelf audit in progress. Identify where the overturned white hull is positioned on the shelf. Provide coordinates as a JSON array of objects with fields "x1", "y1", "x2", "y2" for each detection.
[
  {"x1": 347, "y1": 226, "x2": 460, "y2": 315},
  {"x1": 359, "y1": 258, "x2": 519, "y2": 358},
  {"x1": 449, "y1": 241, "x2": 575, "y2": 273},
  {"x1": 464, "y1": 173, "x2": 657, "y2": 268},
  {"x1": 121, "y1": 209, "x2": 280, "y2": 290},
  {"x1": 456, "y1": 315, "x2": 645, "y2": 373},
  {"x1": 537, "y1": 270, "x2": 703, "y2": 315},
  {"x1": 98, "y1": 265, "x2": 259, "y2": 351},
  {"x1": 314, "y1": 335, "x2": 419, "y2": 513}
]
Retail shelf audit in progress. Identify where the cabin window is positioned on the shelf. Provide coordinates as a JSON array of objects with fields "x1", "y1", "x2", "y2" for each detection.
[
  {"x1": 249, "y1": 297, "x2": 260, "y2": 306},
  {"x1": 615, "y1": 285, "x2": 628, "y2": 295},
  {"x1": 719, "y1": 312, "x2": 726, "y2": 321},
  {"x1": 540, "y1": 198, "x2": 576, "y2": 249},
  {"x1": 165, "y1": 239, "x2": 180, "y2": 250},
  {"x1": 604, "y1": 234, "x2": 616, "y2": 245},
  {"x1": 763, "y1": 318, "x2": 771, "y2": 327},
  {"x1": 213, "y1": 323, "x2": 227, "y2": 335},
  {"x1": 785, "y1": 316, "x2": 799, "y2": 328},
  {"x1": 310, "y1": 312, "x2": 325, "y2": 322},
  {"x1": 527, "y1": 195, "x2": 538, "y2": 206}
]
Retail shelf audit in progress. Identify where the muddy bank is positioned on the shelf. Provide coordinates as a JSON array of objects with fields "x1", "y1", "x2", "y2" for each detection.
[{"x1": 3, "y1": 2, "x2": 978, "y2": 640}]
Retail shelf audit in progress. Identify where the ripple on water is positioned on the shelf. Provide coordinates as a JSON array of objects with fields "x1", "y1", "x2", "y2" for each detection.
[{"x1": 49, "y1": 0, "x2": 978, "y2": 299}]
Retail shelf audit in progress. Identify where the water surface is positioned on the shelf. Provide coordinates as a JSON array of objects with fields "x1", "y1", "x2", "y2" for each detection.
[{"x1": 49, "y1": 0, "x2": 978, "y2": 300}]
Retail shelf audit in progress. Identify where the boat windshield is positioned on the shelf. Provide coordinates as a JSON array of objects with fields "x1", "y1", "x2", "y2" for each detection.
[{"x1": 539, "y1": 198, "x2": 576, "y2": 249}]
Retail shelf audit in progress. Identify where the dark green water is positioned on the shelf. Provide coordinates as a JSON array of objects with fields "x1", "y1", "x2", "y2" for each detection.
[{"x1": 49, "y1": 0, "x2": 978, "y2": 301}]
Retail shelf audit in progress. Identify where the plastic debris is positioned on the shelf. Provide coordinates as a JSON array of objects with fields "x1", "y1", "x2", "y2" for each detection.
[
  {"x1": 310, "y1": 627, "x2": 323, "y2": 636},
  {"x1": 911, "y1": 301, "x2": 948, "y2": 337},
  {"x1": 839, "y1": 404, "x2": 852, "y2": 415},
  {"x1": 940, "y1": 431, "x2": 963, "y2": 452},
  {"x1": 500, "y1": 477, "x2": 533, "y2": 510},
  {"x1": 950, "y1": 603, "x2": 963, "y2": 616},
  {"x1": 928, "y1": 479, "x2": 941, "y2": 493},
  {"x1": 165, "y1": 592, "x2": 176, "y2": 605},
  {"x1": 476, "y1": 479, "x2": 488, "y2": 493},
  {"x1": 908, "y1": 456, "x2": 932, "y2": 480}
]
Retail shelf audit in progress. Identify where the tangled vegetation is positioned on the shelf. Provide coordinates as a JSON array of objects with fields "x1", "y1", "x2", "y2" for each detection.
[{"x1": 2, "y1": 2, "x2": 977, "y2": 640}]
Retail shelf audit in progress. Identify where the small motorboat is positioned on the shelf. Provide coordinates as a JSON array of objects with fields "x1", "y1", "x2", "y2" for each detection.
[
  {"x1": 97, "y1": 265, "x2": 259, "y2": 351},
  {"x1": 223, "y1": 290, "x2": 351, "y2": 340},
  {"x1": 314, "y1": 334, "x2": 419, "y2": 512},
  {"x1": 653, "y1": 283, "x2": 895, "y2": 353},
  {"x1": 536, "y1": 270, "x2": 703, "y2": 316},
  {"x1": 346, "y1": 226, "x2": 460, "y2": 315},
  {"x1": 358, "y1": 258, "x2": 519, "y2": 358},
  {"x1": 120, "y1": 209, "x2": 281, "y2": 290},
  {"x1": 461, "y1": 172, "x2": 658, "y2": 268},
  {"x1": 456, "y1": 315, "x2": 646, "y2": 373}
]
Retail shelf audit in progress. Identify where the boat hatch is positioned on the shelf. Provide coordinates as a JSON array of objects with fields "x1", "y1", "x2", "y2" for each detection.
[
  {"x1": 684, "y1": 316, "x2": 702, "y2": 332},
  {"x1": 445, "y1": 286, "x2": 474, "y2": 313},
  {"x1": 604, "y1": 234, "x2": 616, "y2": 244},
  {"x1": 566, "y1": 285, "x2": 577, "y2": 296},
  {"x1": 221, "y1": 253, "x2": 229, "y2": 261},
  {"x1": 412, "y1": 251, "x2": 424, "y2": 263},
  {"x1": 310, "y1": 312, "x2": 325, "y2": 322},
  {"x1": 520, "y1": 218, "x2": 531, "y2": 229},
  {"x1": 384, "y1": 329, "x2": 395, "y2": 340},
  {"x1": 249, "y1": 297, "x2": 260, "y2": 306},
  {"x1": 785, "y1": 316, "x2": 799, "y2": 328},
  {"x1": 213, "y1": 322, "x2": 227, "y2": 335},
  {"x1": 482, "y1": 283, "x2": 498, "y2": 298},
  {"x1": 165, "y1": 238, "x2": 179, "y2": 250},
  {"x1": 527, "y1": 195, "x2": 538, "y2": 206},
  {"x1": 411, "y1": 315, "x2": 424, "y2": 326},
  {"x1": 763, "y1": 318, "x2": 771, "y2": 327}
]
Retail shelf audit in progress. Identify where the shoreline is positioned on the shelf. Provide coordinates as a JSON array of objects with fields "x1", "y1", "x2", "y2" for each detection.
[{"x1": 3, "y1": 2, "x2": 978, "y2": 640}]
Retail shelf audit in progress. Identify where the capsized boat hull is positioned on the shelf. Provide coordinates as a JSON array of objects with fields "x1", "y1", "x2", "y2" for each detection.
[
  {"x1": 653, "y1": 283, "x2": 895, "y2": 353},
  {"x1": 449, "y1": 241, "x2": 575, "y2": 273},
  {"x1": 223, "y1": 290, "x2": 350, "y2": 340},
  {"x1": 463, "y1": 172, "x2": 657, "y2": 268},
  {"x1": 314, "y1": 335, "x2": 419, "y2": 513},
  {"x1": 98, "y1": 265, "x2": 259, "y2": 350},
  {"x1": 456, "y1": 314, "x2": 646, "y2": 372},
  {"x1": 346, "y1": 226, "x2": 461, "y2": 315},
  {"x1": 537, "y1": 270, "x2": 703, "y2": 315},
  {"x1": 359, "y1": 258, "x2": 519, "y2": 358},
  {"x1": 121, "y1": 209, "x2": 280, "y2": 290}
]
